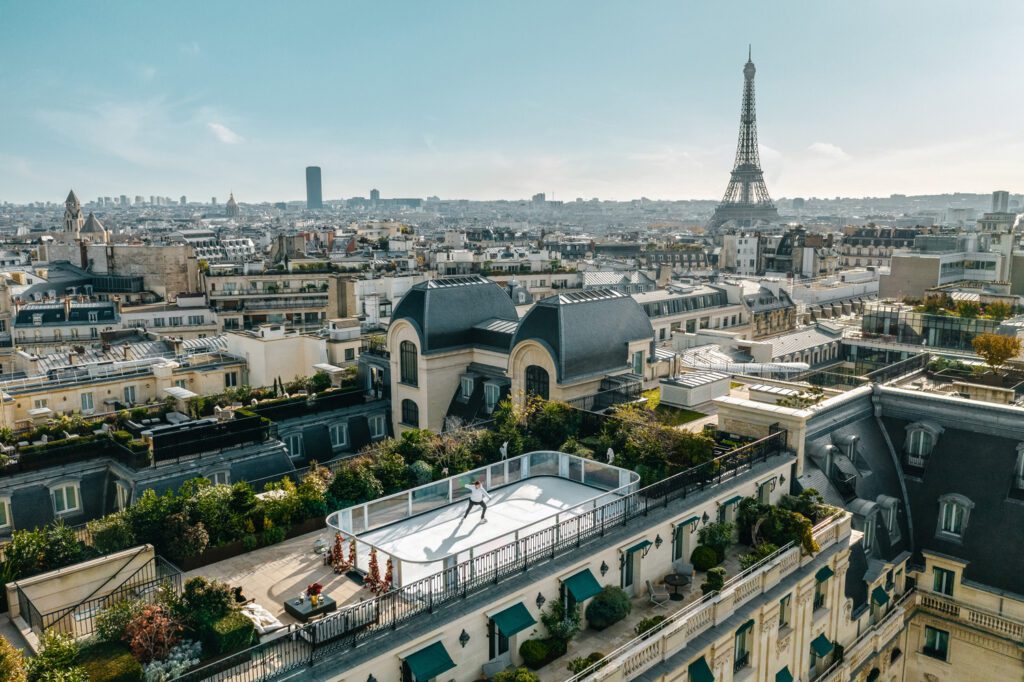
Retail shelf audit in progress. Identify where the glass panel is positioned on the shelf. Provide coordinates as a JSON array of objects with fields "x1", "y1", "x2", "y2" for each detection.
[
  {"x1": 452, "y1": 473, "x2": 481, "y2": 500},
  {"x1": 411, "y1": 482, "x2": 450, "y2": 515},
  {"x1": 489, "y1": 463, "x2": 506, "y2": 488},
  {"x1": 568, "y1": 456, "x2": 583, "y2": 482},
  {"x1": 351, "y1": 507, "x2": 367, "y2": 534},
  {"x1": 507, "y1": 458, "x2": 522, "y2": 483},
  {"x1": 529, "y1": 451, "x2": 559, "y2": 477},
  {"x1": 366, "y1": 496, "x2": 408, "y2": 531},
  {"x1": 584, "y1": 460, "x2": 620, "y2": 490}
]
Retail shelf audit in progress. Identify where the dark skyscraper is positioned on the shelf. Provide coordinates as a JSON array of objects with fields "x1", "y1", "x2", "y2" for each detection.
[
  {"x1": 708, "y1": 48, "x2": 779, "y2": 233},
  {"x1": 370, "y1": 188, "x2": 380, "y2": 203},
  {"x1": 306, "y1": 166, "x2": 323, "y2": 209}
]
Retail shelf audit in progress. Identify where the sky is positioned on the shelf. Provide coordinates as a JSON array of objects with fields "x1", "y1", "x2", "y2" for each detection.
[{"x1": 1, "y1": 0, "x2": 1023, "y2": 204}]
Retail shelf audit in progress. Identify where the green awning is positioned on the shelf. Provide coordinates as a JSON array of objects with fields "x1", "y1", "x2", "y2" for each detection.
[
  {"x1": 737, "y1": 618, "x2": 755, "y2": 634},
  {"x1": 688, "y1": 655, "x2": 714, "y2": 682},
  {"x1": 624, "y1": 539, "x2": 653, "y2": 554},
  {"x1": 811, "y1": 633, "x2": 834, "y2": 657},
  {"x1": 404, "y1": 641, "x2": 456, "y2": 681},
  {"x1": 815, "y1": 565, "x2": 835, "y2": 582},
  {"x1": 872, "y1": 586, "x2": 890, "y2": 605},
  {"x1": 722, "y1": 495, "x2": 743, "y2": 506},
  {"x1": 680, "y1": 515, "x2": 701, "y2": 526},
  {"x1": 776, "y1": 666, "x2": 793, "y2": 682},
  {"x1": 563, "y1": 568, "x2": 603, "y2": 602},
  {"x1": 491, "y1": 602, "x2": 536, "y2": 637}
]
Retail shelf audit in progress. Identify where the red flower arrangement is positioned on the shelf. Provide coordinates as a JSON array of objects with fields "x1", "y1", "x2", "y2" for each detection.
[{"x1": 306, "y1": 582, "x2": 323, "y2": 597}]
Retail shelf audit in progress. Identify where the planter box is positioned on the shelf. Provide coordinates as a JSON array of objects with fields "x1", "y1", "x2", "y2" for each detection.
[{"x1": 176, "y1": 516, "x2": 327, "y2": 571}]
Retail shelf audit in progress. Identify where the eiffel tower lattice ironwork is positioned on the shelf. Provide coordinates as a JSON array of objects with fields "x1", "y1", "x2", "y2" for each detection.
[{"x1": 708, "y1": 47, "x2": 779, "y2": 232}]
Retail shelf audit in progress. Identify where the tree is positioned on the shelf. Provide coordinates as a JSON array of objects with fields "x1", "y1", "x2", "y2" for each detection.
[
  {"x1": 986, "y1": 300, "x2": 1014, "y2": 321},
  {"x1": 956, "y1": 300, "x2": 981, "y2": 319},
  {"x1": 972, "y1": 332, "x2": 1022, "y2": 375},
  {"x1": 329, "y1": 457, "x2": 384, "y2": 506},
  {"x1": 26, "y1": 632, "x2": 87, "y2": 682}
]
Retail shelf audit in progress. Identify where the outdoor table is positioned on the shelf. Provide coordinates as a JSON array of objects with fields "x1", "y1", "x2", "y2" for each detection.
[
  {"x1": 284, "y1": 595, "x2": 337, "y2": 622},
  {"x1": 664, "y1": 573, "x2": 690, "y2": 601}
]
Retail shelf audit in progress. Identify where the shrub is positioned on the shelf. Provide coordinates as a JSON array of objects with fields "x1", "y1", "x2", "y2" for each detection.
[
  {"x1": 141, "y1": 640, "x2": 201, "y2": 682},
  {"x1": 690, "y1": 544, "x2": 719, "y2": 571},
  {"x1": 27, "y1": 632, "x2": 87, "y2": 682},
  {"x1": 518, "y1": 639, "x2": 550, "y2": 670},
  {"x1": 76, "y1": 641, "x2": 142, "y2": 682},
  {"x1": 697, "y1": 521, "x2": 734, "y2": 561},
  {"x1": 3, "y1": 522, "x2": 84, "y2": 581},
  {"x1": 584, "y1": 586, "x2": 631, "y2": 631},
  {"x1": 164, "y1": 513, "x2": 209, "y2": 562},
  {"x1": 260, "y1": 477, "x2": 301, "y2": 528},
  {"x1": 406, "y1": 460, "x2": 434, "y2": 486},
  {"x1": 95, "y1": 599, "x2": 144, "y2": 644},
  {"x1": 202, "y1": 611, "x2": 256, "y2": 656},
  {"x1": 177, "y1": 577, "x2": 233, "y2": 632},
  {"x1": 0, "y1": 634, "x2": 26, "y2": 682},
  {"x1": 124, "y1": 605, "x2": 182, "y2": 663},
  {"x1": 494, "y1": 667, "x2": 541, "y2": 682},
  {"x1": 259, "y1": 524, "x2": 286, "y2": 546},
  {"x1": 329, "y1": 456, "x2": 383, "y2": 506},
  {"x1": 88, "y1": 513, "x2": 136, "y2": 555},
  {"x1": 634, "y1": 615, "x2": 666, "y2": 638},
  {"x1": 540, "y1": 598, "x2": 579, "y2": 643},
  {"x1": 567, "y1": 652, "x2": 605, "y2": 674},
  {"x1": 739, "y1": 542, "x2": 780, "y2": 570},
  {"x1": 700, "y1": 567, "x2": 727, "y2": 596},
  {"x1": 241, "y1": 534, "x2": 259, "y2": 551}
]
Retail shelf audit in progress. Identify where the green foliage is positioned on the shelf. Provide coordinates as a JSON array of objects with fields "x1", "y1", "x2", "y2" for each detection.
[
  {"x1": 27, "y1": 632, "x2": 87, "y2": 682},
  {"x1": 2, "y1": 522, "x2": 84, "y2": 582},
  {"x1": 700, "y1": 567, "x2": 727, "y2": 595},
  {"x1": 260, "y1": 477, "x2": 301, "y2": 528},
  {"x1": 295, "y1": 464, "x2": 331, "y2": 519},
  {"x1": 177, "y1": 577, "x2": 233, "y2": 632},
  {"x1": 739, "y1": 542, "x2": 780, "y2": 570},
  {"x1": 540, "y1": 597, "x2": 580, "y2": 644},
  {"x1": 202, "y1": 611, "x2": 256, "y2": 656},
  {"x1": 566, "y1": 651, "x2": 605, "y2": 674},
  {"x1": 76, "y1": 641, "x2": 142, "y2": 682},
  {"x1": 87, "y1": 512, "x2": 136, "y2": 555},
  {"x1": 690, "y1": 544, "x2": 719, "y2": 571},
  {"x1": 405, "y1": 459, "x2": 434, "y2": 486},
  {"x1": 328, "y1": 456, "x2": 383, "y2": 506},
  {"x1": 518, "y1": 639, "x2": 549, "y2": 669},
  {"x1": 0, "y1": 635, "x2": 27, "y2": 682},
  {"x1": 956, "y1": 300, "x2": 981, "y2": 319},
  {"x1": 95, "y1": 599, "x2": 144, "y2": 643},
  {"x1": 986, "y1": 300, "x2": 1014, "y2": 321},
  {"x1": 778, "y1": 489, "x2": 828, "y2": 523},
  {"x1": 584, "y1": 586, "x2": 631, "y2": 631},
  {"x1": 972, "y1": 332, "x2": 1022, "y2": 374},
  {"x1": 371, "y1": 448, "x2": 407, "y2": 494},
  {"x1": 184, "y1": 481, "x2": 237, "y2": 546},
  {"x1": 241, "y1": 534, "x2": 259, "y2": 551},
  {"x1": 259, "y1": 522, "x2": 287, "y2": 546},
  {"x1": 526, "y1": 399, "x2": 579, "y2": 450},
  {"x1": 634, "y1": 615, "x2": 666, "y2": 637},
  {"x1": 494, "y1": 668, "x2": 541, "y2": 682},
  {"x1": 163, "y1": 512, "x2": 209, "y2": 562},
  {"x1": 124, "y1": 605, "x2": 181, "y2": 663},
  {"x1": 308, "y1": 370, "x2": 333, "y2": 393},
  {"x1": 697, "y1": 521, "x2": 734, "y2": 561}
]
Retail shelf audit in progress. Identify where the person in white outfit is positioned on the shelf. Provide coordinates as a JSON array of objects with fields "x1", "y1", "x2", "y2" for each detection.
[{"x1": 463, "y1": 480, "x2": 492, "y2": 521}]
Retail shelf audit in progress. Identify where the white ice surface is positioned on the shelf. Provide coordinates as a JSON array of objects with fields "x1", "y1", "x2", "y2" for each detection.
[{"x1": 360, "y1": 477, "x2": 609, "y2": 583}]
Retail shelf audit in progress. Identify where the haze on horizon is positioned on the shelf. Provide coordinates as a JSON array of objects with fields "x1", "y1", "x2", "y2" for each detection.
[{"x1": 1, "y1": 0, "x2": 1022, "y2": 204}]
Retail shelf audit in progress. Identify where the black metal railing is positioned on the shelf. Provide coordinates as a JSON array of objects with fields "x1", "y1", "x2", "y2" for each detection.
[
  {"x1": 865, "y1": 352, "x2": 929, "y2": 384},
  {"x1": 172, "y1": 429, "x2": 789, "y2": 682}
]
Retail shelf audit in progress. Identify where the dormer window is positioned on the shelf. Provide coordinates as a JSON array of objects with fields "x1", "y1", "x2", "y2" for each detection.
[
  {"x1": 1014, "y1": 444, "x2": 1024, "y2": 491},
  {"x1": 904, "y1": 422, "x2": 943, "y2": 467},
  {"x1": 460, "y1": 375, "x2": 474, "y2": 400},
  {"x1": 876, "y1": 495, "x2": 901, "y2": 541},
  {"x1": 937, "y1": 494, "x2": 974, "y2": 541}
]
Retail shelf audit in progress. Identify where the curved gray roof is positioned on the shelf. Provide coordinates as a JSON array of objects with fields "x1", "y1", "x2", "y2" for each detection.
[
  {"x1": 391, "y1": 275, "x2": 518, "y2": 354},
  {"x1": 512, "y1": 289, "x2": 653, "y2": 382}
]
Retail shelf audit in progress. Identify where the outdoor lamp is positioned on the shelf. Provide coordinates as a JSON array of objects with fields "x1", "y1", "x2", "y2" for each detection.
[
  {"x1": 779, "y1": 474, "x2": 786, "y2": 486},
  {"x1": 459, "y1": 629, "x2": 470, "y2": 648},
  {"x1": 654, "y1": 534, "x2": 663, "y2": 550},
  {"x1": 368, "y1": 676, "x2": 377, "y2": 682},
  {"x1": 600, "y1": 560, "x2": 609, "y2": 576},
  {"x1": 702, "y1": 511, "x2": 710, "y2": 525},
  {"x1": 535, "y1": 592, "x2": 546, "y2": 609}
]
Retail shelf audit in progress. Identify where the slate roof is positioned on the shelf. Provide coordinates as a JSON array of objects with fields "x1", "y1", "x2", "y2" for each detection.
[
  {"x1": 391, "y1": 276, "x2": 518, "y2": 354},
  {"x1": 15, "y1": 301, "x2": 118, "y2": 325},
  {"x1": 511, "y1": 289, "x2": 654, "y2": 382}
]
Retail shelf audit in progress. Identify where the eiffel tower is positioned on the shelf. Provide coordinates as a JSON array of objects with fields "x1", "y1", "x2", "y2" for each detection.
[{"x1": 708, "y1": 47, "x2": 779, "y2": 233}]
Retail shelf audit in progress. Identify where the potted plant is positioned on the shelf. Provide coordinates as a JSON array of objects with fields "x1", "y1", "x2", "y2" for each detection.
[{"x1": 306, "y1": 582, "x2": 323, "y2": 606}]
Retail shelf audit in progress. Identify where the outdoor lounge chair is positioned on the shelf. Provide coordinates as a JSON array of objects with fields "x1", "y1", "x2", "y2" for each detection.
[{"x1": 647, "y1": 579, "x2": 671, "y2": 609}]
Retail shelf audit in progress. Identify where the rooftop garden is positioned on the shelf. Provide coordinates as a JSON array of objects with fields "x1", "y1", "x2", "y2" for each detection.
[{"x1": 904, "y1": 294, "x2": 1017, "y2": 321}]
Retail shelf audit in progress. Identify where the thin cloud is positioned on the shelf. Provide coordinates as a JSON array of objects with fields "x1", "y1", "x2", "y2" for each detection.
[
  {"x1": 207, "y1": 122, "x2": 243, "y2": 144},
  {"x1": 808, "y1": 141, "x2": 850, "y2": 161},
  {"x1": 179, "y1": 42, "x2": 201, "y2": 57}
]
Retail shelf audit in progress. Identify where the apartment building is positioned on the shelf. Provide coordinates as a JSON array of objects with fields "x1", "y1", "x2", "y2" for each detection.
[
  {"x1": 634, "y1": 284, "x2": 751, "y2": 342},
  {"x1": 13, "y1": 300, "x2": 119, "y2": 352},
  {"x1": 119, "y1": 294, "x2": 219, "y2": 339},
  {"x1": 204, "y1": 267, "x2": 357, "y2": 332}
]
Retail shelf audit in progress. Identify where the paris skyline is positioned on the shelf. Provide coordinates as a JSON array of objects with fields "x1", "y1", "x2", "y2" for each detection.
[{"x1": 1, "y1": 0, "x2": 1022, "y2": 203}]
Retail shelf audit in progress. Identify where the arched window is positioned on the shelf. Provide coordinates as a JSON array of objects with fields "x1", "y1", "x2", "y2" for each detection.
[
  {"x1": 907, "y1": 430, "x2": 931, "y2": 456},
  {"x1": 524, "y1": 365, "x2": 549, "y2": 400},
  {"x1": 401, "y1": 399, "x2": 419, "y2": 427},
  {"x1": 937, "y1": 493, "x2": 974, "y2": 539},
  {"x1": 399, "y1": 340, "x2": 418, "y2": 386}
]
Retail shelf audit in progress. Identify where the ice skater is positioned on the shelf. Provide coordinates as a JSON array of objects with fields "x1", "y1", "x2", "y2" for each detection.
[{"x1": 462, "y1": 480, "x2": 491, "y2": 522}]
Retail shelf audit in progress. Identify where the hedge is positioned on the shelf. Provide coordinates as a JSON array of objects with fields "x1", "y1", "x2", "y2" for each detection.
[
  {"x1": 77, "y1": 641, "x2": 143, "y2": 682},
  {"x1": 519, "y1": 637, "x2": 567, "y2": 670},
  {"x1": 202, "y1": 611, "x2": 257, "y2": 656},
  {"x1": 584, "y1": 586, "x2": 631, "y2": 631}
]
